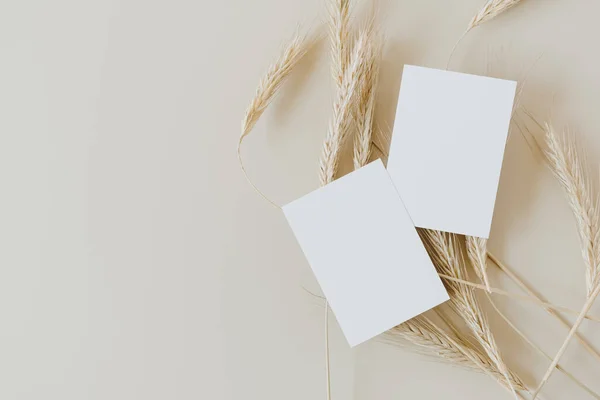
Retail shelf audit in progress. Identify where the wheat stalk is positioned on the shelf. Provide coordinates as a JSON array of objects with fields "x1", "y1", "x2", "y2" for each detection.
[
  {"x1": 344, "y1": 18, "x2": 526, "y2": 397},
  {"x1": 468, "y1": 0, "x2": 525, "y2": 31},
  {"x1": 238, "y1": 32, "x2": 311, "y2": 207},
  {"x1": 321, "y1": 8, "x2": 371, "y2": 398},
  {"x1": 532, "y1": 124, "x2": 600, "y2": 398},
  {"x1": 420, "y1": 230, "x2": 521, "y2": 399},
  {"x1": 467, "y1": 236, "x2": 492, "y2": 292},
  {"x1": 544, "y1": 124, "x2": 600, "y2": 296},
  {"x1": 484, "y1": 291, "x2": 600, "y2": 398},
  {"x1": 320, "y1": 31, "x2": 373, "y2": 185},
  {"x1": 448, "y1": 0, "x2": 526, "y2": 68},
  {"x1": 387, "y1": 316, "x2": 527, "y2": 394}
]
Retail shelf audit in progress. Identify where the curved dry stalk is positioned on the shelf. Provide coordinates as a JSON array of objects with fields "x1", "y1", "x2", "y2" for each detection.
[
  {"x1": 544, "y1": 124, "x2": 600, "y2": 296},
  {"x1": 467, "y1": 236, "x2": 492, "y2": 292},
  {"x1": 437, "y1": 273, "x2": 600, "y2": 322},
  {"x1": 468, "y1": 0, "x2": 525, "y2": 31},
  {"x1": 420, "y1": 230, "x2": 521, "y2": 399},
  {"x1": 386, "y1": 316, "x2": 527, "y2": 394},
  {"x1": 533, "y1": 283, "x2": 600, "y2": 399},
  {"x1": 238, "y1": 32, "x2": 311, "y2": 208},
  {"x1": 531, "y1": 123, "x2": 600, "y2": 398},
  {"x1": 241, "y1": 33, "x2": 310, "y2": 141},
  {"x1": 319, "y1": 31, "x2": 373, "y2": 185},
  {"x1": 485, "y1": 292, "x2": 600, "y2": 399},
  {"x1": 448, "y1": 0, "x2": 526, "y2": 68},
  {"x1": 487, "y1": 252, "x2": 600, "y2": 359}
]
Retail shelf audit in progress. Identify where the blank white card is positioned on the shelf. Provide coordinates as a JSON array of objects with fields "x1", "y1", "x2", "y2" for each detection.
[
  {"x1": 387, "y1": 65, "x2": 517, "y2": 238},
  {"x1": 283, "y1": 160, "x2": 449, "y2": 346}
]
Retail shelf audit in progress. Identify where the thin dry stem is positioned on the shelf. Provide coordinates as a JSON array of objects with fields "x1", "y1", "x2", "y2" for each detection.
[
  {"x1": 485, "y1": 292, "x2": 600, "y2": 399},
  {"x1": 420, "y1": 230, "x2": 520, "y2": 399},
  {"x1": 533, "y1": 124, "x2": 600, "y2": 398},
  {"x1": 487, "y1": 251, "x2": 600, "y2": 358},
  {"x1": 544, "y1": 123, "x2": 600, "y2": 296},
  {"x1": 468, "y1": 0, "x2": 524, "y2": 31},
  {"x1": 533, "y1": 283, "x2": 600, "y2": 398},
  {"x1": 438, "y1": 273, "x2": 600, "y2": 322}
]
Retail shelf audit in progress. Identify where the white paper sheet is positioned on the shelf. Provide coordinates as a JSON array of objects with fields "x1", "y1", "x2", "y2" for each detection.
[
  {"x1": 283, "y1": 160, "x2": 449, "y2": 347},
  {"x1": 387, "y1": 65, "x2": 517, "y2": 238}
]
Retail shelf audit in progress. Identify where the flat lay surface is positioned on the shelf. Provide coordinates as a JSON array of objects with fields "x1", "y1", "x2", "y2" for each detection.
[{"x1": 2, "y1": 0, "x2": 600, "y2": 399}]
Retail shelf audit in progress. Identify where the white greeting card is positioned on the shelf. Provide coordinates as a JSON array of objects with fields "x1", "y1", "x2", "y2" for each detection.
[
  {"x1": 283, "y1": 160, "x2": 449, "y2": 347},
  {"x1": 387, "y1": 65, "x2": 517, "y2": 238}
]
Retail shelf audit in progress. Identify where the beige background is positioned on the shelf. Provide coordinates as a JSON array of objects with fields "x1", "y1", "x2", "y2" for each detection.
[{"x1": 1, "y1": 0, "x2": 600, "y2": 399}]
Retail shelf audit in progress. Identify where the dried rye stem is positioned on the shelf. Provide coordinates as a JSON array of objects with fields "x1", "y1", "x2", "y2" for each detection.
[
  {"x1": 467, "y1": 236, "x2": 492, "y2": 292},
  {"x1": 420, "y1": 230, "x2": 521, "y2": 399},
  {"x1": 544, "y1": 124, "x2": 600, "y2": 296},
  {"x1": 468, "y1": 0, "x2": 525, "y2": 31}
]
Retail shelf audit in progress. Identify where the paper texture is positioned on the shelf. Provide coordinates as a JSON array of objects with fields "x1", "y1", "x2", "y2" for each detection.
[
  {"x1": 387, "y1": 65, "x2": 517, "y2": 238},
  {"x1": 283, "y1": 160, "x2": 449, "y2": 346}
]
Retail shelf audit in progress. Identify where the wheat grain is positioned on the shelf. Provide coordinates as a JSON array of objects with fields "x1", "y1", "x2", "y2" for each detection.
[
  {"x1": 241, "y1": 33, "x2": 310, "y2": 142},
  {"x1": 544, "y1": 124, "x2": 600, "y2": 296},
  {"x1": 353, "y1": 30, "x2": 379, "y2": 170},
  {"x1": 386, "y1": 316, "x2": 526, "y2": 393},
  {"x1": 468, "y1": 0, "x2": 524, "y2": 31},
  {"x1": 238, "y1": 32, "x2": 311, "y2": 207},
  {"x1": 319, "y1": 31, "x2": 373, "y2": 185},
  {"x1": 328, "y1": 0, "x2": 351, "y2": 90}
]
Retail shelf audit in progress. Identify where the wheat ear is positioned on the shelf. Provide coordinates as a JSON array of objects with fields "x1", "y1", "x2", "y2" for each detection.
[
  {"x1": 241, "y1": 33, "x2": 309, "y2": 141},
  {"x1": 544, "y1": 124, "x2": 600, "y2": 296},
  {"x1": 448, "y1": 0, "x2": 525, "y2": 68},
  {"x1": 421, "y1": 230, "x2": 521, "y2": 399},
  {"x1": 387, "y1": 317, "x2": 526, "y2": 394},
  {"x1": 352, "y1": 29, "x2": 379, "y2": 170},
  {"x1": 238, "y1": 32, "x2": 311, "y2": 207},
  {"x1": 468, "y1": 0, "x2": 525, "y2": 31},
  {"x1": 532, "y1": 125, "x2": 600, "y2": 398},
  {"x1": 321, "y1": 9, "x2": 368, "y2": 398},
  {"x1": 320, "y1": 31, "x2": 373, "y2": 185},
  {"x1": 328, "y1": 0, "x2": 351, "y2": 90},
  {"x1": 467, "y1": 236, "x2": 492, "y2": 292}
]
